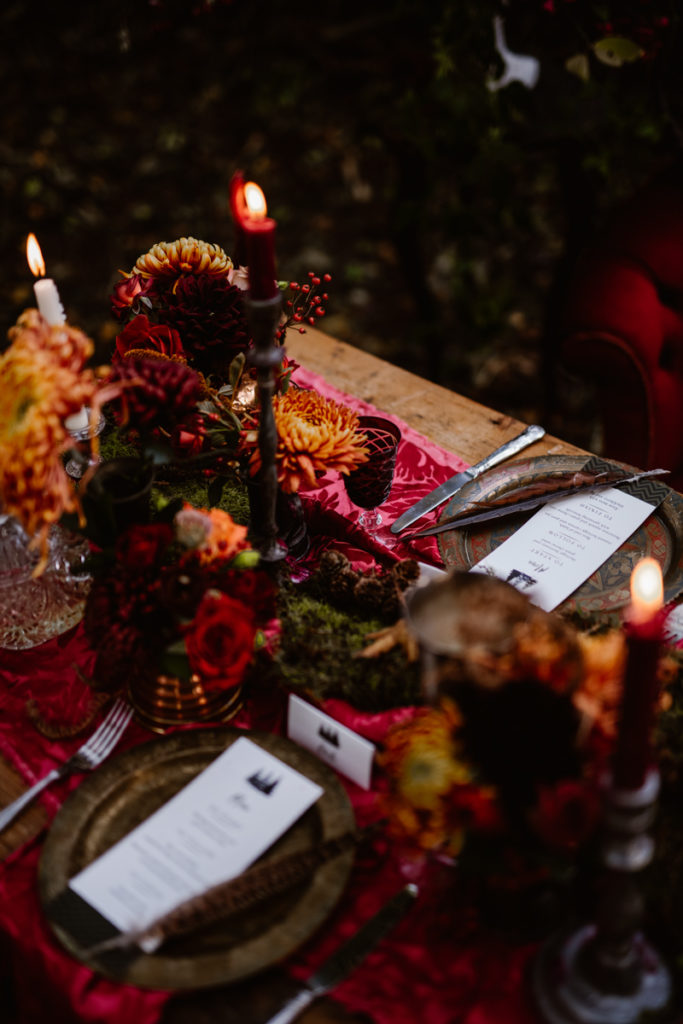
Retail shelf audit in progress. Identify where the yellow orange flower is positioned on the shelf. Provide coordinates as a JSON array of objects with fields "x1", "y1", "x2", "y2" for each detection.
[
  {"x1": 249, "y1": 389, "x2": 369, "y2": 493},
  {"x1": 378, "y1": 701, "x2": 478, "y2": 855},
  {"x1": 131, "y1": 237, "x2": 232, "y2": 282},
  {"x1": 0, "y1": 310, "x2": 105, "y2": 567}
]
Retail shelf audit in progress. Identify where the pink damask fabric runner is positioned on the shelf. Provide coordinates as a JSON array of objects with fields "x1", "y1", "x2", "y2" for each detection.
[
  {"x1": 0, "y1": 367, "x2": 542, "y2": 1024},
  {"x1": 292, "y1": 363, "x2": 469, "y2": 569}
]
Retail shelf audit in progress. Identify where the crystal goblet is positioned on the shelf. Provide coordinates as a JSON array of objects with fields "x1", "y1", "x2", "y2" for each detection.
[{"x1": 343, "y1": 416, "x2": 401, "y2": 542}]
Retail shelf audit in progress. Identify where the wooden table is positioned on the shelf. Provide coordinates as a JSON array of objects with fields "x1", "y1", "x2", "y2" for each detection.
[
  {"x1": 288, "y1": 328, "x2": 586, "y2": 466},
  {"x1": 1, "y1": 328, "x2": 590, "y2": 1023}
]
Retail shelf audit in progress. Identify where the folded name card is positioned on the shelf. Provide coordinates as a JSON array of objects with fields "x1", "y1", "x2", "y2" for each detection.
[
  {"x1": 472, "y1": 458, "x2": 669, "y2": 611},
  {"x1": 287, "y1": 694, "x2": 376, "y2": 789},
  {"x1": 66, "y1": 737, "x2": 323, "y2": 938}
]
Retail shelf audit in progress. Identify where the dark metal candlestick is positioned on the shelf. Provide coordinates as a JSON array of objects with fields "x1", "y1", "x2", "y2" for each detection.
[
  {"x1": 246, "y1": 292, "x2": 287, "y2": 564},
  {"x1": 533, "y1": 768, "x2": 672, "y2": 1024}
]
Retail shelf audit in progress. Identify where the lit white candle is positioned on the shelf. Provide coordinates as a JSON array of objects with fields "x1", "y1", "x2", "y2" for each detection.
[
  {"x1": 26, "y1": 233, "x2": 90, "y2": 433},
  {"x1": 26, "y1": 232, "x2": 66, "y2": 326},
  {"x1": 64, "y1": 407, "x2": 90, "y2": 432}
]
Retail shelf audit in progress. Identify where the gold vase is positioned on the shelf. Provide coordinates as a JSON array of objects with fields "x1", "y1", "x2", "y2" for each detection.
[{"x1": 128, "y1": 671, "x2": 244, "y2": 734}]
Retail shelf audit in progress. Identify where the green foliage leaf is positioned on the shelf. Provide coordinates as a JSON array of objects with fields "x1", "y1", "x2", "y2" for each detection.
[
  {"x1": 160, "y1": 638, "x2": 191, "y2": 682},
  {"x1": 565, "y1": 54, "x2": 590, "y2": 83},
  {"x1": 229, "y1": 352, "x2": 246, "y2": 391},
  {"x1": 593, "y1": 37, "x2": 644, "y2": 68}
]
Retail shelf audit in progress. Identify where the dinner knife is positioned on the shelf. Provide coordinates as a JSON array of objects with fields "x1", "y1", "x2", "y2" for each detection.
[
  {"x1": 390, "y1": 423, "x2": 546, "y2": 534},
  {"x1": 264, "y1": 883, "x2": 418, "y2": 1024}
]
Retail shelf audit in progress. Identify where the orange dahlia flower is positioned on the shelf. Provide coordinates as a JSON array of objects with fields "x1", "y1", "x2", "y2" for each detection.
[
  {"x1": 174, "y1": 504, "x2": 249, "y2": 566},
  {"x1": 131, "y1": 237, "x2": 232, "y2": 282},
  {"x1": 248, "y1": 389, "x2": 369, "y2": 493},
  {"x1": 0, "y1": 310, "x2": 107, "y2": 567}
]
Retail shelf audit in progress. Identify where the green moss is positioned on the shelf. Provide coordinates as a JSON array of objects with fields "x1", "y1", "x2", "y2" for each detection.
[
  {"x1": 275, "y1": 581, "x2": 422, "y2": 711},
  {"x1": 151, "y1": 473, "x2": 250, "y2": 525}
]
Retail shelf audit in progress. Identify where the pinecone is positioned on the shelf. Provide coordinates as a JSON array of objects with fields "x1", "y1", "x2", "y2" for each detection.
[
  {"x1": 391, "y1": 559, "x2": 420, "y2": 590},
  {"x1": 318, "y1": 549, "x2": 352, "y2": 578},
  {"x1": 353, "y1": 574, "x2": 387, "y2": 613}
]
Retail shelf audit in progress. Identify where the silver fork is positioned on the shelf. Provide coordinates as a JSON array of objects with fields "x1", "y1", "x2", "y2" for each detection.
[{"x1": 0, "y1": 698, "x2": 133, "y2": 834}]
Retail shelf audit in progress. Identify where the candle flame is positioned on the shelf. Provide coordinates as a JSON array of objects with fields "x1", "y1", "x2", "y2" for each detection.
[
  {"x1": 630, "y1": 558, "x2": 663, "y2": 622},
  {"x1": 244, "y1": 182, "x2": 267, "y2": 219},
  {"x1": 26, "y1": 233, "x2": 46, "y2": 278}
]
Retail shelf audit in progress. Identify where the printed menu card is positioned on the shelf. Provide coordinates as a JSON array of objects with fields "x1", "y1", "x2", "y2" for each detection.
[
  {"x1": 59, "y1": 737, "x2": 323, "y2": 943},
  {"x1": 471, "y1": 458, "x2": 669, "y2": 611}
]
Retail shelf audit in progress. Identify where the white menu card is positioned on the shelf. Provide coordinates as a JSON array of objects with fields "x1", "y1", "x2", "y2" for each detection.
[
  {"x1": 68, "y1": 737, "x2": 323, "y2": 935},
  {"x1": 472, "y1": 478, "x2": 666, "y2": 611}
]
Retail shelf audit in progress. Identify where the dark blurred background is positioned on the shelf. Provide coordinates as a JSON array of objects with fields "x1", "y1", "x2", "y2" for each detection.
[{"x1": 1, "y1": 0, "x2": 681, "y2": 450}]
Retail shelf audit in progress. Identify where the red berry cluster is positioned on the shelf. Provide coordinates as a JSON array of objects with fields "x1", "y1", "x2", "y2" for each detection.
[{"x1": 277, "y1": 271, "x2": 331, "y2": 341}]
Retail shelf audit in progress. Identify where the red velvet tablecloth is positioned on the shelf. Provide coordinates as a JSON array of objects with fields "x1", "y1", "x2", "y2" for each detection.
[{"x1": 0, "y1": 367, "x2": 542, "y2": 1024}]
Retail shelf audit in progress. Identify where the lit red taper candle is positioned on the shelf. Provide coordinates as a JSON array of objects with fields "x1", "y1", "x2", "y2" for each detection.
[
  {"x1": 612, "y1": 558, "x2": 665, "y2": 790},
  {"x1": 229, "y1": 172, "x2": 278, "y2": 301}
]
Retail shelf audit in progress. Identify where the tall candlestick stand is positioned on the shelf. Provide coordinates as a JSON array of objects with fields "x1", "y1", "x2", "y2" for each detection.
[
  {"x1": 246, "y1": 292, "x2": 287, "y2": 564},
  {"x1": 533, "y1": 768, "x2": 672, "y2": 1024}
]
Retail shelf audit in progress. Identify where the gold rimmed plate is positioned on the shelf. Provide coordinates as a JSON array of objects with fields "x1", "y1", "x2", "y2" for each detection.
[
  {"x1": 39, "y1": 728, "x2": 355, "y2": 990},
  {"x1": 437, "y1": 455, "x2": 683, "y2": 616}
]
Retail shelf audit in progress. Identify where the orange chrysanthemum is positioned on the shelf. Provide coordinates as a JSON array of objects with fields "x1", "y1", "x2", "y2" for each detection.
[
  {"x1": 249, "y1": 389, "x2": 369, "y2": 494},
  {"x1": 131, "y1": 237, "x2": 232, "y2": 282},
  {"x1": 0, "y1": 310, "x2": 107, "y2": 567}
]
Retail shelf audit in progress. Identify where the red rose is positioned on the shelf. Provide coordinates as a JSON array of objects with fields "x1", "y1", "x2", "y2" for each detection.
[
  {"x1": 114, "y1": 314, "x2": 185, "y2": 360},
  {"x1": 185, "y1": 592, "x2": 256, "y2": 688},
  {"x1": 110, "y1": 274, "x2": 156, "y2": 321}
]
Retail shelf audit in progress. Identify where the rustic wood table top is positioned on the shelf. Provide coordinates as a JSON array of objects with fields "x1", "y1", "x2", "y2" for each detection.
[
  {"x1": 1, "y1": 329, "x2": 589, "y2": 1023},
  {"x1": 288, "y1": 328, "x2": 587, "y2": 466}
]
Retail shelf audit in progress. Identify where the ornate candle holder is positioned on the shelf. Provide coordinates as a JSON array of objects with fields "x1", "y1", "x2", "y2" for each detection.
[
  {"x1": 64, "y1": 408, "x2": 105, "y2": 480},
  {"x1": 533, "y1": 768, "x2": 673, "y2": 1024},
  {"x1": 245, "y1": 292, "x2": 287, "y2": 564}
]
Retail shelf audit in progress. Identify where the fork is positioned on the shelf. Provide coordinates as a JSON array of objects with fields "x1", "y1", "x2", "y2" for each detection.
[{"x1": 0, "y1": 698, "x2": 133, "y2": 834}]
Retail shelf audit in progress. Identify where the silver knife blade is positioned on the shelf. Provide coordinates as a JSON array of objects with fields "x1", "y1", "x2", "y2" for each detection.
[
  {"x1": 390, "y1": 423, "x2": 546, "y2": 534},
  {"x1": 408, "y1": 467, "x2": 669, "y2": 539},
  {"x1": 264, "y1": 884, "x2": 418, "y2": 1024}
]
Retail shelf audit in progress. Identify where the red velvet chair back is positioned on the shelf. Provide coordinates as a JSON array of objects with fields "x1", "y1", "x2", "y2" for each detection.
[{"x1": 560, "y1": 170, "x2": 683, "y2": 491}]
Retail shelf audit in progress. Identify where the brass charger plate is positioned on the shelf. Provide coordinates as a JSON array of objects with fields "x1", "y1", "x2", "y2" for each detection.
[
  {"x1": 437, "y1": 455, "x2": 683, "y2": 616},
  {"x1": 39, "y1": 728, "x2": 356, "y2": 990}
]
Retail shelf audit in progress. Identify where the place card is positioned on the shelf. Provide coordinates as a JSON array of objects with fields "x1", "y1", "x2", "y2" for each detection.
[
  {"x1": 66, "y1": 737, "x2": 323, "y2": 937},
  {"x1": 471, "y1": 459, "x2": 668, "y2": 611},
  {"x1": 287, "y1": 694, "x2": 376, "y2": 789}
]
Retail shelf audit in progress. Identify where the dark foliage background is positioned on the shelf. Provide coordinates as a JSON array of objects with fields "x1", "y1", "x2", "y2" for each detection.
[{"x1": 1, "y1": 0, "x2": 681, "y2": 450}]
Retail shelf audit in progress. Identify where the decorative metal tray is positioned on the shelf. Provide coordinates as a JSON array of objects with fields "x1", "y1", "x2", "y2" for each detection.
[
  {"x1": 437, "y1": 455, "x2": 683, "y2": 616},
  {"x1": 39, "y1": 728, "x2": 355, "y2": 990}
]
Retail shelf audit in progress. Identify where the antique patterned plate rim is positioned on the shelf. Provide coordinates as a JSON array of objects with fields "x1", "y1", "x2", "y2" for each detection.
[
  {"x1": 39, "y1": 727, "x2": 356, "y2": 990},
  {"x1": 437, "y1": 454, "x2": 683, "y2": 616}
]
